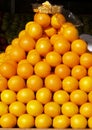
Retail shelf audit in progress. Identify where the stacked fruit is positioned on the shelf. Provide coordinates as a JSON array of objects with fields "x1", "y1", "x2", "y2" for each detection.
[{"x1": 0, "y1": 1, "x2": 92, "y2": 129}]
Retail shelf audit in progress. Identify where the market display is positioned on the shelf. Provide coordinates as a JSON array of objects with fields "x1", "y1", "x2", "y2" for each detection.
[{"x1": 0, "y1": 1, "x2": 92, "y2": 128}]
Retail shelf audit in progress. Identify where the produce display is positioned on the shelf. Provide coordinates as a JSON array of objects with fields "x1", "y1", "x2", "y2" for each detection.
[{"x1": 0, "y1": 1, "x2": 92, "y2": 128}]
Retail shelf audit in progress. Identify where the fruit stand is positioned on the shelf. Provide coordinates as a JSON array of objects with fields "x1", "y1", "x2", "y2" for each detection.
[{"x1": 1, "y1": 1, "x2": 92, "y2": 129}]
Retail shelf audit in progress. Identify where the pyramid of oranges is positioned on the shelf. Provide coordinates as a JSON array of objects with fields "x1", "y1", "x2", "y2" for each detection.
[{"x1": 0, "y1": 1, "x2": 92, "y2": 129}]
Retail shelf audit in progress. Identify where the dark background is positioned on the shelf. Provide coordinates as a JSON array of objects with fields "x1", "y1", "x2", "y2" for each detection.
[{"x1": 0, "y1": 0, "x2": 92, "y2": 14}]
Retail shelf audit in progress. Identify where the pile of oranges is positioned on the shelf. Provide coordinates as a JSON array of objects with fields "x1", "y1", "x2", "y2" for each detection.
[{"x1": 0, "y1": 2, "x2": 92, "y2": 128}]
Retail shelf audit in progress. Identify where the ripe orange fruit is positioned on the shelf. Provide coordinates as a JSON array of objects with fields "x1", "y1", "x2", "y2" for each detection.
[
  {"x1": 55, "y1": 64, "x2": 71, "y2": 79},
  {"x1": 27, "y1": 75, "x2": 43, "y2": 92},
  {"x1": 71, "y1": 39, "x2": 87, "y2": 55},
  {"x1": 19, "y1": 34, "x2": 35, "y2": 52},
  {"x1": 54, "y1": 37, "x2": 71, "y2": 54},
  {"x1": 61, "y1": 101, "x2": 78, "y2": 117},
  {"x1": 26, "y1": 100, "x2": 43, "y2": 117},
  {"x1": 44, "y1": 101, "x2": 61, "y2": 117},
  {"x1": 27, "y1": 49, "x2": 41, "y2": 65},
  {"x1": 0, "y1": 75, "x2": 8, "y2": 92},
  {"x1": 88, "y1": 66, "x2": 92, "y2": 77},
  {"x1": 0, "y1": 113, "x2": 17, "y2": 128},
  {"x1": 62, "y1": 51, "x2": 80, "y2": 68},
  {"x1": 11, "y1": 37, "x2": 19, "y2": 46},
  {"x1": 45, "y1": 74, "x2": 62, "y2": 92},
  {"x1": 53, "y1": 115, "x2": 70, "y2": 128},
  {"x1": 26, "y1": 21, "x2": 43, "y2": 40},
  {"x1": 35, "y1": 114, "x2": 52, "y2": 128},
  {"x1": 70, "y1": 89, "x2": 88, "y2": 105},
  {"x1": 88, "y1": 91, "x2": 92, "y2": 103},
  {"x1": 79, "y1": 76, "x2": 92, "y2": 92},
  {"x1": 34, "y1": 61, "x2": 51, "y2": 78},
  {"x1": 36, "y1": 87, "x2": 52, "y2": 104},
  {"x1": 50, "y1": 34, "x2": 62, "y2": 45},
  {"x1": 71, "y1": 114, "x2": 87, "y2": 128},
  {"x1": 9, "y1": 101, "x2": 26, "y2": 117},
  {"x1": 10, "y1": 46, "x2": 26, "y2": 62},
  {"x1": 18, "y1": 29, "x2": 27, "y2": 39},
  {"x1": 25, "y1": 21, "x2": 34, "y2": 32},
  {"x1": 88, "y1": 117, "x2": 92, "y2": 128},
  {"x1": 44, "y1": 26, "x2": 57, "y2": 37},
  {"x1": 80, "y1": 52, "x2": 92, "y2": 68},
  {"x1": 17, "y1": 62, "x2": 33, "y2": 79},
  {"x1": 61, "y1": 25, "x2": 79, "y2": 42},
  {"x1": 8, "y1": 75, "x2": 25, "y2": 92},
  {"x1": 51, "y1": 13, "x2": 66, "y2": 29},
  {"x1": 62, "y1": 76, "x2": 79, "y2": 93},
  {"x1": 17, "y1": 114, "x2": 35, "y2": 128},
  {"x1": 53, "y1": 90, "x2": 69, "y2": 105},
  {"x1": 80, "y1": 102, "x2": 92, "y2": 118},
  {"x1": 1, "y1": 89, "x2": 16, "y2": 104},
  {"x1": 17, "y1": 88, "x2": 35, "y2": 103},
  {"x1": 36, "y1": 37, "x2": 52, "y2": 56},
  {"x1": 34, "y1": 13, "x2": 51, "y2": 28},
  {"x1": 0, "y1": 101, "x2": 8, "y2": 116},
  {"x1": 46, "y1": 51, "x2": 62, "y2": 67},
  {"x1": 71, "y1": 65, "x2": 87, "y2": 80},
  {"x1": 0, "y1": 61, "x2": 17, "y2": 79}
]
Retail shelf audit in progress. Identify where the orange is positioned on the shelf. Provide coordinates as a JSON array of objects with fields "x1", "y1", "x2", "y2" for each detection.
[
  {"x1": 80, "y1": 52, "x2": 92, "y2": 68},
  {"x1": 25, "y1": 21, "x2": 34, "y2": 32},
  {"x1": 88, "y1": 117, "x2": 92, "y2": 128},
  {"x1": 17, "y1": 62, "x2": 33, "y2": 79},
  {"x1": 10, "y1": 46, "x2": 26, "y2": 62},
  {"x1": 61, "y1": 25, "x2": 79, "y2": 42},
  {"x1": 34, "y1": 13, "x2": 51, "y2": 28},
  {"x1": 35, "y1": 114, "x2": 52, "y2": 128},
  {"x1": 5, "y1": 45, "x2": 13, "y2": 54},
  {"x1": 18, "y1": 29, "x2": 27, "y2": 38},
  {"x1": 17, "y1": 88, "x2": 35, "y2": 103},
  {"x1": 0, "y1": 75, "x2": 8, "y2": 92},
  {"x1": 71, "y1": 65, "x2": 87, "y2": 80},
  {"x1": 62, "y1": 76, "x2": 79, "y2": 93},
  {"x1": 26, "y1": 100, "x2": 43, "y2": 117},
  {"x1": 53, "y1": 115, "x2": 70, "y2": 128},
  {"x1": 27, "y1": 49, "x2": 41, "y2": 65},
  {"x1": 26, "y1": 21, "x2": 43, "y2": 40},
  {"x1": 46, "y1": 51, "x2": 62, "y2": 67},
  {"x1": 61, "y1": 101, "x2": 78, "y2": 117},
  {"x1": 88, "y1": 91, "x2": 92, "y2": 103},
  {"x1": 0, "y1": 101, "x2": 8, "y2": 116},
  {"x1": 55, "y1": 64, "x2": 71, "y2": 79},
  {"x1": 0, "y1": 61, "x2": 17, "y2": 79},
  {"x1": 50, "y1": 34, "x2": 63, "y2": 45},
  {"x1": 80, "y1": 102, "x2": 92, "y2": 118},
  {"x1": 44, "y1": 26, "x2": 57, "y2": 37},
  {"x1": 34, "y1": 61, "x2": 51, "y2": 78},
  {"x1": 79, "y1": 76, "x2": 92, "y2": 92},
  {"x1": 45, "y1": 74, "x2": 62, "y2": 92},
  {"x1": 1, "y1": 89, "x2": 16, "y2": 105},
  {"x1": 51, "y1": 13, "x2": 66, "y2": 29},
  {"x1": 62, "y1": 51, "x2": 80, "y2": 68},
  {"x1": 11, "y1": 37, "x2": 19, "y2": 46},
  {"x1": 36, "y1": 87, "x2": 52, "y2": 104},
  {"x1": 19, "y1": 34, "x2": 35, "y2": 52},
  {"x1": 88, "y1": 66, "x2": 92, "y2": 77},
  {"x1": 17, "y1": 114, "x2": 35, "y2": 128},
  {"x1": 71, "y1": 39, "x2": 87, "y2": 55},
  {"x1": 35, "y1": 37, "x2": 52, "y2": 56},
  {"x1": 71, "y1": 114, "x2": 87, "y2": 128},
  {"x1": 8, "y1": 75, "x2": 25, "y2": 92},
  {"x1": 44, "y1": 101, "x2": 61, "y2": 117},
  {"x1": 0, "y1": 113, "x2": 17, "y2": 128},
  {"x1": 9, "y1": 101, "x2": 26, "y2": 117},
  {"x1": 70, "y1": 89, "x2": 88, "y2": 105},
  {"x1": 53, "y1": 90, "x2": 69, "y2": 105},
  {"x1": 54, "y1": 37, "x2": 71, "y2": 54},
  {"x1": 27, "y1": 75, "x2": 43, "y2": 92},
  {"x1": 17, "y1": 59, "x2": 29, "y2": 65}
]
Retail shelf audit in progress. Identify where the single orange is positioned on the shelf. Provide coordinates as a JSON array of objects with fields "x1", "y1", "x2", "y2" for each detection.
[
  {"x1": 34, "y1": 13, "x2": 51, "y2": 28},
  {"x1": 0, "y1": 75, "x2": 8, "y2": 92}
]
